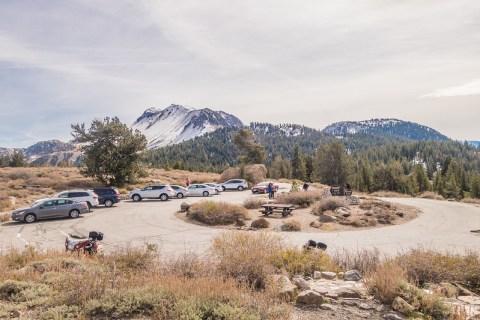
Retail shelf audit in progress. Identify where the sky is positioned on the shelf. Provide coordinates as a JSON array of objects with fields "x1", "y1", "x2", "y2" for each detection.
[{"x1": 1, "y1": 0, "x2": 480, "y2": 148}]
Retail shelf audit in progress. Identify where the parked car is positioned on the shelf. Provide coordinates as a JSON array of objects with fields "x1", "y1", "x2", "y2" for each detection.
[
  {"x1": 91, "y1": 187, "x2": 121, "y2": 207},
  {"x1": 204, "y1": 183, "x2": 222, "y2": 194},
  {"x1": 35, "y1": 190, "x2": 99, "y2": 210},
  {"x1": 170, "y1": 185, "x2": 189, "y2": 199},
  {"x1": 12, "y1": 198, "x2": 89, "y2": 223},
  {"x1": 221, "y1": 179, "x2": 248, "y2": 191},
  {"x1": 128, "y1": 185, "x2": 175, "y2": 202},
  {"x1": 187, "y1": 184, "x2": 216, "y2": 197},
  {"x1": 251, "y1": 181, "x2": 279, "y2": 194}
]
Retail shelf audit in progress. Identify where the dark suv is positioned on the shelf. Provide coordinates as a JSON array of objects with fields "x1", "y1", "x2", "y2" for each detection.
[{"x1": 91, "y1": 187, "x2": 121, "y2": 207}]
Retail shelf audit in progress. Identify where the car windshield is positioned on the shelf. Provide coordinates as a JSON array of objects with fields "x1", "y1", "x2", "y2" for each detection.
[{"x1": 31, "y1": 201, "x2": 45, "y2": 208}]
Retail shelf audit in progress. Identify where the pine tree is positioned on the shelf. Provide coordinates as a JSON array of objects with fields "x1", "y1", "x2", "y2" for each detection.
[
  {"x1": 413, "y1": 164, "x2": 430, "y2": 193},
  {"x1": 9, "y1": 150, "x2": 27, "y2": 167},
  {"x1": 305, "y1": 156, "x2": 314, "y2": 182},
  {"x1": 315, "y1": 142, "x2": 351, "y2": 186},
  {"x1": 71, "y1": 117, "x2": 147, "y2": 186},
  {"x1": 233, "y1": 129, "x2": 266, "y2": 164},
  {"x1": 291, "y1": 145, "x2": 306, "y2": 180}
]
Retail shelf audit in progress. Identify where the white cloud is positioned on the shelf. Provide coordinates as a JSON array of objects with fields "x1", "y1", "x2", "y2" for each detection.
[{"x1": 421, "y1": 79, "x2": 480, "y2": 98}]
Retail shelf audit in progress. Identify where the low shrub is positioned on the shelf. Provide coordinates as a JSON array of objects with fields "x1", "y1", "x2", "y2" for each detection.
[
  {"x1": 243, "y1": 197, "x2": 266, "y2": 209},
  {"x1": 395, "y1": 248, "x2": 480, "y2": 292},
  {"x1": 270, "y1": 247, "x2": 335, "y2": 276},
  {"x1": 189, "y1": 201, "x2": 250, "y2": 225},
  {"x1": 275, "y1": 190, "x2": 324, "y2": 208},
  {"x1": 462, "y1": 198, "x2": 480, "y2": 205},
  {"x1": 312, "y1": 197, "x2": 348, "y2": 214},
  {"x1": 0, "y1": 212, "x2": 11, "y2": 222},
  {"x1": 419, "y1": 191, "x2": 444, "y2": 200},
  {"x1": 332, "y1": 248, "x2": 380, "y2": 275},
  {"x1": 211, "y1": 232, "x2": 283, "y2": 289},
  {"x1": 251, "y1": 218, "x2": 270, "y2": 228},
  {"x1": 358, "y1": 199, "x2": 395, "y2": 211},
  {"x1": 365, "y1": 259, "x2": 408, "y2": 304},
  {"x1": 281, "y1": 220, "x2": 301, "y2": 231},
  {"x1": 244, "y1": 164, "x2": 267, "y2": 185},
  {"x1": 109, "y1": 246, "x2": 157, "y2": 271}
]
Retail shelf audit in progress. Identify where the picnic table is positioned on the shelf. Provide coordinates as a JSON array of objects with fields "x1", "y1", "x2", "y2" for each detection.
[{"x1": 260, "y1": 204, "x2": 296, "y2": 217}]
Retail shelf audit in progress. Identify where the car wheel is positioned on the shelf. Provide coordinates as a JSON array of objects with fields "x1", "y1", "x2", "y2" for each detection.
[
  {"x1": 202, "y1": 191, "x2": 209, "y2": 197},
  {"x1": 69, "y1": 209, "x2": 80, "y2": 219},
  {"x1": 132, "y1": 194, "x2": 142, "y2": 202},
  {"x1": 238, "y1": 186, "x2": 244, "y2": 191},
  {"x1": 160, "y1": 194, "x2": 168, "y2": 201},
  {"x1": 222, "y1": 186, "x2": 226, "y2": 191},
  {"x1": 104, "y1": 199, "x2": 114, "y2": 207},
  {"x1": 24, "y1": 213, "x2": 36, "y2": 223},
  {"x1": 177, "y1": 193, "x2": 184, "y2": 199}
]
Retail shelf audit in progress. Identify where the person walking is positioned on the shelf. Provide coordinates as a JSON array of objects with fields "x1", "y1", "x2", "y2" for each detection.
[{"x1": 303, "y1": 181, "x2": 309, "y2": 191}]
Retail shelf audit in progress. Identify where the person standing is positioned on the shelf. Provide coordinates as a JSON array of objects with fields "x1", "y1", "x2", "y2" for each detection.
[
  {"x1": 186, "y1": 177, "x2": 190, "y2": 187},
  {"x1": 267, "y1": 182, "x2": 274, "y2": 199}
]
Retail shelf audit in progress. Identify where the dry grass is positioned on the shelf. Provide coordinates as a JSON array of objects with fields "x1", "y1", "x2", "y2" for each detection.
[
  {"x1": 271, "y1": 247, "x2": 336, "y2": 276},
  {"x1": 332, "y1": 248, "x2": 381, "y2": 275},
  {"x1": 275, "y1": 190, "x2": 325, "y2": 208},
  {"x1": 394, "y1": 248, "x2": 480, "y2": 291},
  {"x1": 369, "y1": 191, "x2": 412, "y2": 198},
  {"x1": 365, "y1": 259, "x2": 408, "y2": 304},
  {"x1": 211, "y1": 232, "x2": 284, "y2": 289},
  {"x1": 0, "y1": 242, "x2": 290, "y2": 319},
  {"x1": 188, "y1": 201, "x2": 250, "y2": 225},
  {"x1": 419, "y1": 191, "x2": 444, "y2": 200},
  {"x1": 243, "y1": 197, "x2": 266, "y2": 209},
  {"x1": 280, "y1": 219, "x2": 302, "y2": 231},
  {"x1": 312, "y1": 197, "x2": 349, "y2": 214},
  {"x1": 462, "y1": 197, "x2": 480, "y2": 205}
]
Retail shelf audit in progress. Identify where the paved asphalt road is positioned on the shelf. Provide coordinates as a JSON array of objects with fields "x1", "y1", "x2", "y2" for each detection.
[{"x1": 1, "y1": 190, "x2": 480, "y2": 256}]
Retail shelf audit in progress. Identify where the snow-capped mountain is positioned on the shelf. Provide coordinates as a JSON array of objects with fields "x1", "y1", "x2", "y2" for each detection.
[
  {"x1": 322, "y1": 118, "x2": 449, "y2": 141},
  {"x1": 131, "y1": 104, "x2": 243, "y2": 149}
]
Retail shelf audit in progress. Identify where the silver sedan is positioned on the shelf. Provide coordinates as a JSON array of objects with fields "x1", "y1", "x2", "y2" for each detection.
[
  {"x1": 11, "y1": 198, "x2": 90, "y2": 223},
  {"x1": 187, "y1": 184, "x2": 216, "y2": 197}
]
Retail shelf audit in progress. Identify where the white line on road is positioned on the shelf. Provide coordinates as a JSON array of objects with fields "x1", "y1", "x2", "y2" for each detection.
[{"x1": 16, "y1": 233, "x2": 29, "y2": 245}]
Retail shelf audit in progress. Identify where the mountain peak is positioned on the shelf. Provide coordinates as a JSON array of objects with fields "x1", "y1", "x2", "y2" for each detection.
[{"x1": 132, "y1": 104, "x2": 243, "y2": 149}]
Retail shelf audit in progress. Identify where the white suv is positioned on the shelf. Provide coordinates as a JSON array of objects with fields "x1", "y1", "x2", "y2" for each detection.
[
  {"x1": 128, "y1": 185, "x2": 176, "y2": 202},
  {"x1": 221, "y1": 179, "x2": 248, "y2": 191},
  {"x1": 36, "y1": 190, "x2": 99, "y2": 211}
]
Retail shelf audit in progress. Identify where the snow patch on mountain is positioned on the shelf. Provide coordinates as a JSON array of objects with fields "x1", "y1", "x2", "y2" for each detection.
[{"x1": 132, "y1": 104, "x2": 243, "y2": 149}]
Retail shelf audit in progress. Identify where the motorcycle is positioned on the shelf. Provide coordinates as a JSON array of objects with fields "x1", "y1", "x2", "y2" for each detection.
[{"x1": 65, "y1": 231, "x2": 103, "y2": 254}]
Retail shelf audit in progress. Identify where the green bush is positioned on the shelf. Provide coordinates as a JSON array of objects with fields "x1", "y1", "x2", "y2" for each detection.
[{"x1": 189, "y1": 201, "x2": 250, "y2": 225}]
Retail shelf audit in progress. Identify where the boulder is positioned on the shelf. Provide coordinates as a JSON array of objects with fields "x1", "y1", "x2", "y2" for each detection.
[
  {"x1": 180, "y1": 202, "x2": 190, "y2": 212},
  {"x1": 319, "y1": 214, "x2": 337, "y2": 223},
  {"x1": 335, "y1": 207, "x2": 351, "y2": 217},
  {"x1": 336, "y1": 288, "x2": 364, "y2": 299},
  {"x1": 313, "y1": 271, "x2": 322, "y2": 279},
  {"x1": 457, "y1": 296, "x2": 480, "y2": 305},
  {"x1": 344, "y1": 270, "x2": 362, "y2": 282},
  {"x1": 392, "y1": 296, "x2": 414, "y2": 313},
  {"x1": 251, "y1": 218, "x2": 270, "y2": 229},
  {"x1": 321, "y1": 271, "x2": 337, "y2": 280},
  {"x1": 296, "y1": 290, "x2": 325, "y2": 305},
  {"x1": 384, "y1": 311, "x2": 406, "y2": 320},
  {"x1": 310, "y1": 220, "x2": 322, "y2": 228},
  {"x1": 272, "y1": 275, "x2": 297, "y2": 301},
  {"x1": 292, "y1": 277, "x2": 311, "y2": 291},
  {"x1": 396, "y1": 211, "x2": 405, "y2": 218}
]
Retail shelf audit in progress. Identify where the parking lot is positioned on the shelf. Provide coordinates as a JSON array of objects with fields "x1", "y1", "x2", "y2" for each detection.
[{"x1": 2, "y1": 188, "x2": 480, "y2": 256}]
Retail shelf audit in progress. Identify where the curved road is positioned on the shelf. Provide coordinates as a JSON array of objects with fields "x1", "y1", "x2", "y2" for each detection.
[{"x1": 1, "y1": 192, "x2": 479, "y2": 256}]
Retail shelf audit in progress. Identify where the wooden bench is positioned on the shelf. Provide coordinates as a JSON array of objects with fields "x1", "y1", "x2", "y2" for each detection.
[{"x1": 260, "y1": 204, "x2": 296, "y2": 217}]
